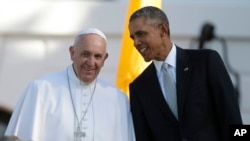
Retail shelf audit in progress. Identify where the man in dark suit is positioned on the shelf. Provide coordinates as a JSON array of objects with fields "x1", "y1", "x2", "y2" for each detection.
[{"x1": 128, "y1": 6, "x2": 242, "y2": 141}]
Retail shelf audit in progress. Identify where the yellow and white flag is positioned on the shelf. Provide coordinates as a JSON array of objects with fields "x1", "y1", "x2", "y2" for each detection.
[{"x1": 116, "y1": 0, "x2": 162, "y2": 96}]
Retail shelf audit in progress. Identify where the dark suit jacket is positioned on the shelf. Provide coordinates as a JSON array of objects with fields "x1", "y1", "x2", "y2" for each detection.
[{"x1": 129, "y1": 47, "x2": 242, "y2": 141}]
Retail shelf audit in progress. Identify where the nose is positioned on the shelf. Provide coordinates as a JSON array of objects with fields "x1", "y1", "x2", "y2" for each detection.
[
  {"x1": 134, "y1": 38, "x2": 141, "y2": 47},
  {"x1": 86, "y1": 57, "x2": 95, "y2": 66}
]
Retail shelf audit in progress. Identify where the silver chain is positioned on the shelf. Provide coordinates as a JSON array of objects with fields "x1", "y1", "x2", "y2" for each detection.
[{"x1": 66, "y1": 67, "x2": 96, "y2": 130}]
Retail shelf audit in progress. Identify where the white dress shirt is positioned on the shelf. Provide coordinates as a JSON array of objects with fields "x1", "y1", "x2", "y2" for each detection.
[{"x1": 153, "y1": 43, "x2": 177, "y2": 102}]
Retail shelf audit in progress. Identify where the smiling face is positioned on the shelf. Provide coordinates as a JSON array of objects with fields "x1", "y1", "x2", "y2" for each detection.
[
  {"x1": 69, "y1": 34, "x2": 108, "y2": 84},
  {"x1": 129, "y1": 16, "x2": 171, "y2": 62}
]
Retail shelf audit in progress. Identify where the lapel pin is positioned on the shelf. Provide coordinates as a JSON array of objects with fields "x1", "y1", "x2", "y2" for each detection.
[{"x1": 184, "y1": 67, "x2": 189, "y2": 71}]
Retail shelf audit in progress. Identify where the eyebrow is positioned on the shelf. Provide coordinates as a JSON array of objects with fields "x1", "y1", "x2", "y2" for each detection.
[{"x1": 131, "y1": 30, "x2": 147, "y2": 39}]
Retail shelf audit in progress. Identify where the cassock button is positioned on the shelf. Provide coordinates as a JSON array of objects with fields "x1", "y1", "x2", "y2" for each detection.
[{"x1": 182, "y1": 138, "x2": 187, "y2": 141}]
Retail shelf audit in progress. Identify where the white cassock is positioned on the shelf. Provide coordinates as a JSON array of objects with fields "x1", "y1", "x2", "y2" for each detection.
[{"x1": 4, "y1": 65, "x2": 135, "y2": 141}]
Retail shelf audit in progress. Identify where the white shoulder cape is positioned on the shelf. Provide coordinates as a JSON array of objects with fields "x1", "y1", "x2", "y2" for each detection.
[{"x1": 5, "y1": 65, "x2": 135, "y2": 141}]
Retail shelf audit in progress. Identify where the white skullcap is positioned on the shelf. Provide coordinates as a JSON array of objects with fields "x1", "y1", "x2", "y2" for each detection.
[{"x1": 78, "y1": 28, "x2": 107, "y2": 42}]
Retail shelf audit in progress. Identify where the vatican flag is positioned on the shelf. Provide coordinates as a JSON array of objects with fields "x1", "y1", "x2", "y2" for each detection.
[{"x1": 116, "y1": 0, "x2": 162, "y2": 96}]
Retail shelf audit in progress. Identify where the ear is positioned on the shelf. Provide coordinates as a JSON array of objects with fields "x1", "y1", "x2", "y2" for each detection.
[
  {"x1": 101, "y1": 53, "x2": 109, "y2": 67},
  {"x1": 104, "y1": 53, "x2": 109, "y2": 60},
  {"x1": 159, "y1": 23, "x2": 169, "y2": 37},
  {"x1": 69, "y1": 46, "x2": 74, "y2": 61}
]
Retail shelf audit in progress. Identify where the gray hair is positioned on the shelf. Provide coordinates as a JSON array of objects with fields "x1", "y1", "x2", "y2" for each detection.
[{"x1": 129, "y1": 6, "x2": 170, "y2": 36}]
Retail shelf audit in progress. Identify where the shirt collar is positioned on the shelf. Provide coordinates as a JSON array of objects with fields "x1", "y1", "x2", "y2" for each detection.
[{"x1": 153, "y1": 43, "x2": 177, "y2": 75}]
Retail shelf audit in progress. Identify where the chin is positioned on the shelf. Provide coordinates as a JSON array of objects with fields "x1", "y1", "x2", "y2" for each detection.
[{"x1": 144, "y1": 58, "x2": 152, "y2": 62}]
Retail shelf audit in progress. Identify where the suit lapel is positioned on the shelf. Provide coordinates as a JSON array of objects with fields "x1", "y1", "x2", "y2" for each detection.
[
  {"x1": 142, "y1": 47, "x2": 192, "y2": 122},
  {"x1": 146, "y1": 63, "x2": 179, "y2": 122},
  {"x1": 176, "y1": 47, "x2": 192, "y2": 122}
]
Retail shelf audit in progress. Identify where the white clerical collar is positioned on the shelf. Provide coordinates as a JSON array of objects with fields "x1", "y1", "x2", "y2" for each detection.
[{"x1": 68, "y1": 65, "x2": 96, "y2": 87}]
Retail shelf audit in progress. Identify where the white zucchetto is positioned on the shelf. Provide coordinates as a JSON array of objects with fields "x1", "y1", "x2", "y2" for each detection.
[{"x1": 78, "y1": 28, "x2": 107, "y2": 42}]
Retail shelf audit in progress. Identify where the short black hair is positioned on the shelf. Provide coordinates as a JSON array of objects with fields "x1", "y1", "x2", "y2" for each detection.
[{"x1": 129, "y1": 6, "x2": 170, "y2": 36}]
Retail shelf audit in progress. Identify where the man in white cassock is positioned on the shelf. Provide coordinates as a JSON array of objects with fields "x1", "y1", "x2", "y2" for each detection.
[{"x1": 4, "y1": 28, "x2": 135, "y2": 141}]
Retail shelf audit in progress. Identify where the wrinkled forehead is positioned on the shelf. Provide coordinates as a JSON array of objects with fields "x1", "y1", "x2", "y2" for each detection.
[
  {"x1": 128, "y1": 17, "x2": 149, "y2": 36},
  {"x1": 76, "y1": 34, "x2": 107, "y2": 54}
]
